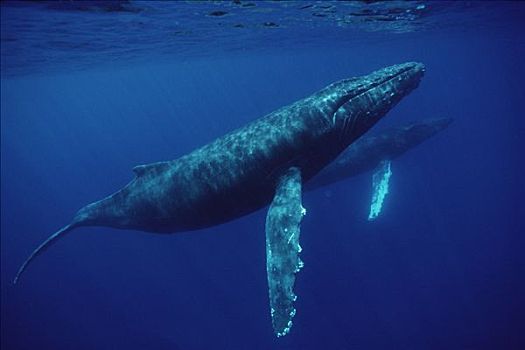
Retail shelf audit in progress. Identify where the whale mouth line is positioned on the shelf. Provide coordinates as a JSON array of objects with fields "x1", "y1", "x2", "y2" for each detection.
[
  {"x1": 331, "y1": 62, "x2": 425, "y2": 139},
  {"x1": 357, "y1": 63, "x2": 424, "y2": 100},
  {"x1": 333, "y1": 63, "x2": 425, "y2": 114}
]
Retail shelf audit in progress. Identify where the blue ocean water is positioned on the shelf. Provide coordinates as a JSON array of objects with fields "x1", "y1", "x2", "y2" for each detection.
[{"x1": 1, "y1": 1, "x2": 524, "y2": 349}]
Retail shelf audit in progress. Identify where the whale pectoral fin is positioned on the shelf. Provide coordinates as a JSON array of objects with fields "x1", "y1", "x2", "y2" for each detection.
[
  {"x1": 265, "y1": 167, "x2": 306, "y2": 337},
  {"x1": 368, "y1": 160, "x2": 392, "y2": 220}
]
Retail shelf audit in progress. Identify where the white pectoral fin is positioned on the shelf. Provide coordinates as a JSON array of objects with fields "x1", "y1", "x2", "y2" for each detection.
[
  {"x1": 368, "y1": 160, "x2": 392, "y2": 221},
  {"x1": 265, "y1": 167, "x2": 306, "y2": 337}
]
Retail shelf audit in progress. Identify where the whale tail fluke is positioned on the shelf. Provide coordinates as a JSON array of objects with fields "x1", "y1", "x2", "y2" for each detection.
[{"x1": 13, "y1": 222, "x2": 78, "y2": 285}]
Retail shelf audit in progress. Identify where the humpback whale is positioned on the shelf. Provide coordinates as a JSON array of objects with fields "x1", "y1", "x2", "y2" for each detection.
[
  {"x1": 14, "y1": 62, "x2": 425, "y2": 337},
  {"x1": 307, "y1": 118, "x2": 452, "y2": 219},
  {"x1": 307, "y1": 118, "x2": 453, "y2": 190}
]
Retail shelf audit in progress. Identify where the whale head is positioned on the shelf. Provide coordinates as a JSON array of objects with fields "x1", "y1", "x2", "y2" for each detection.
[{"x1": 316, "y1": 62, "x2": 425, "y2": 147}]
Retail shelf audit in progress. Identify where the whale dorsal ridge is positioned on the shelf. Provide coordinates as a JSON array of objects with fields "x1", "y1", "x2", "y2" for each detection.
[{"x1": 132, "y1": 162, "x2": 167, "y2": 177}]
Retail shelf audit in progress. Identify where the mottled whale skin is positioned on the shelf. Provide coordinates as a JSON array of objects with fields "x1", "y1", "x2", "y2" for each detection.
[
  {"x1": 14, "y1": 61, "x2": 424, "y2": 277},
  {"x1": 14, "y1": 62, "x2": 425, "y2": 335},
  {"x1": 307, "y1": 117, "x2": 453, "y2": 190},
  {"x1": 80, "y1": 64, "x2": 422, "y2": 232}
]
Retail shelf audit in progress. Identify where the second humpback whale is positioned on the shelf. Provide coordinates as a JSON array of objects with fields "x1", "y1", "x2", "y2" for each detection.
[
  {"x1": 14, "y1": 62, "x2": 425, "y2": 337},
  {"x1": 308, "y1": 117, "x2": 453, "y2": 190},
  {"x1": 307, "y1": 117, "x2": 453, "y2": 219}
]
